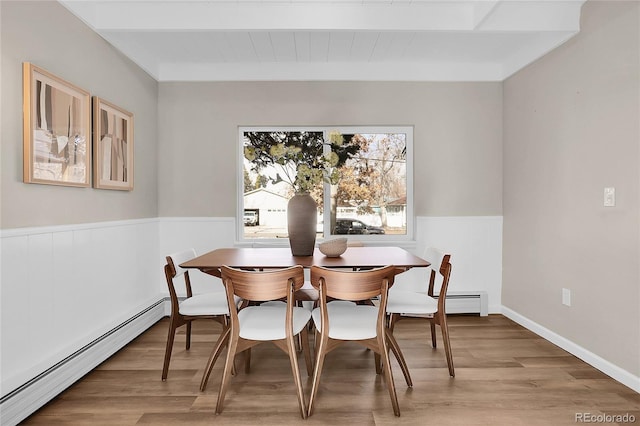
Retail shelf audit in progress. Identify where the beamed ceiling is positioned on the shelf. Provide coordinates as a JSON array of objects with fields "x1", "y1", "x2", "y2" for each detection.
[{"x1": 59, "y1": 0, "x2": 586, "y2": 81}]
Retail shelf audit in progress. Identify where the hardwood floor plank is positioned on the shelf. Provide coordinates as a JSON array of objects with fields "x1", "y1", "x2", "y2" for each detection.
[
  {"x1": 18, "y1": 413, "x2": 143, "y2": 426},
  {"x1": 20, "y1": 315, "x2": 639, "y2": 425}
]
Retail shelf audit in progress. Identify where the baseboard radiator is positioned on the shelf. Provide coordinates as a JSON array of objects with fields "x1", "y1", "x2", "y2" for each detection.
[
  {"x1": 444, "y1": 291, "x2": 488, "y2": 316},
  {"x1": 0, "y1": 299, "x2": 166, "y2": 426},
  {"x1": 396, "y1": 291, "x2": 488, "y2": 317}
]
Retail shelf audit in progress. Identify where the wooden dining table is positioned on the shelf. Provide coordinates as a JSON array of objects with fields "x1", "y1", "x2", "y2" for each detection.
[
  {"x1": 180, "y1": 245, "x2": 430, "y2": 392},
  {"x1": 180, "y1": 246, "x2": 430, "y2": 275}
]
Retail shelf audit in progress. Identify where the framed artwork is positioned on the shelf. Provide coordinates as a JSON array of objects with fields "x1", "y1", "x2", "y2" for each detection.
[
  {"x1": 92, "y1": 97, "x2": 134, "y2": 190},
  {"x1": 23, "y1": 62, "x2": 91, "y2": 187}
]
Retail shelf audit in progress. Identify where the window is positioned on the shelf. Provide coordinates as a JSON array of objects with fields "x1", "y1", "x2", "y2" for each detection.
[{"x1": 239, "y1": 126, "x2": 413, "y2": 242}]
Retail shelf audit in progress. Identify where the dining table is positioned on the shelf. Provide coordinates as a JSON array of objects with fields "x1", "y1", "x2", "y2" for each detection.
[
  {"x1": 180, "y1": 245, "x2": 430, "y2": 391},
  {"x1": 181, "y1": 245, "x2": 430, "y2": 302},
  {"x1": 179, "y1": 246, "x2": 430, "y2": 275}
]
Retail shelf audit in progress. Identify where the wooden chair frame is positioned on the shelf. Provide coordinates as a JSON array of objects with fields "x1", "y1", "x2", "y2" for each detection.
[
  {"x1": 203, "y1": 265, "x2": 313, "y2": 419},
  {"x1": 162, "y1": 251, "x2": 228, "y2": 381},
  {"x1": 388, "y1": 252, "x2": 455, "y2": 377},
  {"x1": 308, "y1": 265, "x2": 412, "y2": 417}
]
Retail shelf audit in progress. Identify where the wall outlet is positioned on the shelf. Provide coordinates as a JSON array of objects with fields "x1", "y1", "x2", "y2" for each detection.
[
  {"x1": 604, "y1": 187, "x2": 615, "y2": 207},
  {"x1": 562, "y1": 288, "x2": 571, "y2": 306}
]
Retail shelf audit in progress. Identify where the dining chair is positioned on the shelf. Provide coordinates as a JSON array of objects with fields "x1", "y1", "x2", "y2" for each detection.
[
  {"x1": 162, "y1": 249, "x2": 230, "y2": 381},
  {"x1": 386, "y1": 247, "x2": 455, "y2": 377},
  {"x1": 206, "y1": 265, "x2": 313, "y2": 419},
  {"x1": 307, "y1": 265, "x2": 412, "y2": 417}
]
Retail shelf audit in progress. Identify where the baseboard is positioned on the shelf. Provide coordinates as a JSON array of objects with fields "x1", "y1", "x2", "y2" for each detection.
[
  {"x1": 0, "y1": 299, "x2": 167, "y2": 426},
  {"x1": 502, "y1": 306, "x2": 640, "y2": 393}
]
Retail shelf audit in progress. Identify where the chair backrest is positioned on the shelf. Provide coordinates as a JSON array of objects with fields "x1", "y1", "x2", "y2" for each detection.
[
  {"x1": 310, "y1": 266, "x2": 396, "y2": 337},
  {"x1": 310, "y1": 265, "x2": 396, "y2": 302},
  {"x1": 386, "y1": 247, "x2": 448, "y2": 294},
  {"x1": 419, "y1": 247, "x2": 443, "y2": 291},
  {"x1": 422, "y1": 247, "x2": 445, "y2": 272},
  {"x1": 423, "y1": 248, "x2": 452, "y2": 312},
  {"x1": 166, "y1": 248, "x2": 197, "y2": 279},
  {"x1": 220, "y1": 265, "x2": 305, "y2": 302},
  {"x1": 165, "y1": 249, "x2": 198, "y2": 312}
]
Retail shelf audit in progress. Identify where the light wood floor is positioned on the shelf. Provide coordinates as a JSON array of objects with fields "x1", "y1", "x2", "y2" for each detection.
[{"x1": 22, "y1": 315, "x2": 639, "y2": 425}]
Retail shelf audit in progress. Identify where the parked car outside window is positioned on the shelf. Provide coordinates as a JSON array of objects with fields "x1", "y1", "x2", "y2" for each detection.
[
  {"x1": 334, "y1": 219, "x2": 385, "y2": 235},
  {"x1": 243, "y1": 211, "x2": 258, "y2": 226}
]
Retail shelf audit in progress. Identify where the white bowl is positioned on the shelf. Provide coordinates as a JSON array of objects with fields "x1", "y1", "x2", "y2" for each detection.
[{"x1": 318, "y1": 238, "x2": 348, "y2": 257}]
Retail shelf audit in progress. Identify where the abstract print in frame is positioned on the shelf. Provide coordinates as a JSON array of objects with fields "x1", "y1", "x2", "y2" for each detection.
[
  {"x1": 23, "y1": 62, "x2": 91, "y2": 187},
  {"x1": 93, "y1": 97, "x2": 134, "y2": 190}
]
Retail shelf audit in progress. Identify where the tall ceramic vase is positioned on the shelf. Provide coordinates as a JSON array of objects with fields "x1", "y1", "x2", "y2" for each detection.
[{"x1": 287, "y1": 192, "x2": 317, "y2": 256}]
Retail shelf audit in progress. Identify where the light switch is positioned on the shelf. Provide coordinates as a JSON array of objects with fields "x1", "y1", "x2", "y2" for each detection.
[{"x1": 604, "y1": 187, "x2": 615, "y2": 207}]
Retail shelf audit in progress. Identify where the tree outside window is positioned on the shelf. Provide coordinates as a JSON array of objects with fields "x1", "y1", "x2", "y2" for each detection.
[{"x1": 240, "y1": 127, "x2": 412, "y2": 241}]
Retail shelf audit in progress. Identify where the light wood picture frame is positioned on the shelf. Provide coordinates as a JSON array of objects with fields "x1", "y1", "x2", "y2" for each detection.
[
  {"x1": 92, "y1": 97, "x2": 134, "y2": 190},
  {"x1": 23, "y1": 62, "x2": 91, "y2": 187}
]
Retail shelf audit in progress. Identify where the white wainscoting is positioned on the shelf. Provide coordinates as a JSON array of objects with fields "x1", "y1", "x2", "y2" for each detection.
[
  {"x1": 414, "y1": 216, "x2": 503, "y2": 313},
  {"x1": 0, "y1": 218, "x2": 162, "y2": 425}
]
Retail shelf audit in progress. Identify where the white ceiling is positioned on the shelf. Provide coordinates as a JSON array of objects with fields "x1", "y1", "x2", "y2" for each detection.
[{"x1": 59, "y1": 0, "x2": 586, "y2": 82}]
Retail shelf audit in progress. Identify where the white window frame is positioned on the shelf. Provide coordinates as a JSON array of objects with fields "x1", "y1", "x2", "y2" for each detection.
[{"x1": 237, "y1": 126, "x2": 414, "y2": 245}]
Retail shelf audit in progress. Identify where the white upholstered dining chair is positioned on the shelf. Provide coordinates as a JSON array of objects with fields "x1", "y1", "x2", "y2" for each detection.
[
  {"x1": 307, "y1": 265, "x2": 412, "y2": 417},
  {"x1": 162, "y1": 248, "x2": 230, "y2": 381},
  {"x1": 205, "y1": 265, "x2": 313, "y2": 419},
  {"x1": 386, "y1": 247, "x2": 455, "y2": 377}
]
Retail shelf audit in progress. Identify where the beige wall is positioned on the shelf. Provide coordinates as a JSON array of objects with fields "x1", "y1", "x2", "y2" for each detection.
[
  {"x1": 503, "y1": 1, "x2": 640, "y2": 375},
  {"x1": 158, "y1": 81, "x2": 503, "y2": 218},
  {"x1": 1, "y1": 1, "x2": 158, "y2": 229}
]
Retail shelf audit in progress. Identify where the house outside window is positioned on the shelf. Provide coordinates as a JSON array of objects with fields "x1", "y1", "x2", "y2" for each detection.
[{"x1": 239, "y1": 126, "x2": 413, "y2": 243}]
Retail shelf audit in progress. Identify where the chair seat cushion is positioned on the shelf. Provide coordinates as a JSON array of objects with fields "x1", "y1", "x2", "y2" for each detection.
[
  {"x1": 386, "y1": 291, "x2": 437, "y2": 315},
  {"x1": 312, "y1": 304, "x2": 378, "y2": 340},
  {"x1": 238, "y1": 305, "x2": 311, "y2": 341},
  {"x1": 179, "y1": 292, "x2": 230, "y2": 316}
]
